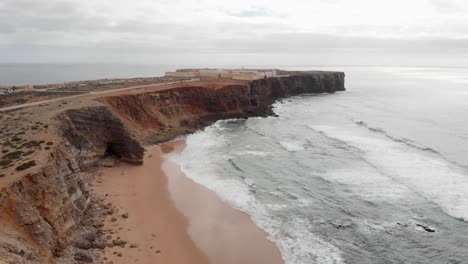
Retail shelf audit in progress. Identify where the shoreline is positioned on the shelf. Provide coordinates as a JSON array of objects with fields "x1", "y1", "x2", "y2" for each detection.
[
  {"x1": 93, "y1": 144, "x2": 209, "y2": 263},
  {"x1": 94, "y1": 141, "x2": 283, "y2": 264}
]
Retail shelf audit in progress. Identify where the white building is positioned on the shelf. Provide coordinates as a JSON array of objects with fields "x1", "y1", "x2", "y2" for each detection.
[{"x1": 0, "y1": 89, "x2": 16, "y2": 95}]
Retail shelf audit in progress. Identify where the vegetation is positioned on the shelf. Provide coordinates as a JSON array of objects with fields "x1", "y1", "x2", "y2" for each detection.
[
  {"x1": 0, "y1": 159, "x2": 12, "y2": 166},
  {"x1": 16, "y1": 160, "x2": 37, "y2": 171},
  {"x1": 22, "y1": 150, "x2": 34, "y2": 156},
  {"x1": 19, "y1": 140, "x2": 43, "y2": 148},
  {"x1": 2, "y1": 151, "x2": 24, "y2": 160},
  {"x1": 0, "y1": 151, "x2": 25, "y2": 167}
]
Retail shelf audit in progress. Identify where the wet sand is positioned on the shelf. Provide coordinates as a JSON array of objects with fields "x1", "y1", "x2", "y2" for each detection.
[{"x1": 95, "y1": 141, "x2": 283, "y2": 264}]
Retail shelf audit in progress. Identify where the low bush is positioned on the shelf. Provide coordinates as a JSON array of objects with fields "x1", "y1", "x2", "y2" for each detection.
[
  {"x1": 16, "y1": 160, "x2": 36, "y2": 171},
  {"x1": 0, "y1": 159, "x2": 12, "y2": 166},
  {"x1": 2, "y1": 151, "x2": 24, "y2": 160}
]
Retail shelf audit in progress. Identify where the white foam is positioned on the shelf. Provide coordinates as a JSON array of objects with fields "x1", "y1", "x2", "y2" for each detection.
[
  {"x1": 173, "y1": 124, "x2": 344, "y2": 264},
  {"x1": 232, "y1": 150, "x2": 270, "y2": 157},
  {"x1": 320, "y1": 164, "x2": 414, "y2": 203},
  {"x1": 311, "y1": 125, "x2": 468, "y2": 221},
  {"x1": 279, "y1": 140, "x2": 307, "y2": 152}
]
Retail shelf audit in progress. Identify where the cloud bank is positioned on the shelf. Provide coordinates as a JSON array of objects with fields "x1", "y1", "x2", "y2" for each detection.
[{"x1": 1, "y1": 0, "x2": 467, "y2": 65}]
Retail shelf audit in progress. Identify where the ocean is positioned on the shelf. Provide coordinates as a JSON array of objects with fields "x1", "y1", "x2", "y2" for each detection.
[
  {"x1": 173, "y1": 66, "x2": 468, "y2": 264},
  {"x1": 0, "y1": 64, "x2": 180, "y2": 86}
]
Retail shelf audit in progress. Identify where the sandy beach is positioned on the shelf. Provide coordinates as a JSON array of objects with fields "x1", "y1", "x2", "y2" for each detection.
[{"x1": 94, "y1": 141, "x2": 283, "y2": 264}]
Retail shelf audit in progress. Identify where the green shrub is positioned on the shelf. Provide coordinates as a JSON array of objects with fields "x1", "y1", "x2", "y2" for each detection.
[
  {"x1": 20, "y1": 141, "x2": 41, "y2": 148},
  {"x1": 16, "y1": 160, "x2": 36, "y2": 171},
  {"x1": 0, "y1": 159, "x2": 12, "y2": 166},
  {"x1": 46, "y1": 141, "x2": 53, "y2": 146},
  {"x1": 22, "y1": 150, "x2": 34, "y2": 156},
  {"x1": 2, "y1": 151, "x2": 24, "y2": 160}
]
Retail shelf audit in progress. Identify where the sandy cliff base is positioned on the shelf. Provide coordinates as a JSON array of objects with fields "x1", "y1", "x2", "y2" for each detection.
[{"x1": 94, "y1": 142, "x2": 283, "y2": 264}]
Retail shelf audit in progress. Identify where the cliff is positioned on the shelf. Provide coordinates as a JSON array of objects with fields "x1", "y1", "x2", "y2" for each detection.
[
  {"x1": 0, "y1": 72, "x2": 344, "y2": 263},
  {"x1": 102, "y1": 72, "x2": 345, "y2": 143}
]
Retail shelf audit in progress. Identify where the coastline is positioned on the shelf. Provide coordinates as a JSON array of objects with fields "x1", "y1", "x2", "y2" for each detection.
[
  {"x1": 94, "y1": 141, "x2": 283, "y2": 264},
  {"x1": 0, "y1": 71, "x2": 345, "y2": 263}
]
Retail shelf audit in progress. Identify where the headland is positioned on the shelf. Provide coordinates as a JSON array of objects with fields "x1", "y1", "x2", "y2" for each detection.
[{"x1": 0, "y1": 69, "x2": 345, "y2": 263}]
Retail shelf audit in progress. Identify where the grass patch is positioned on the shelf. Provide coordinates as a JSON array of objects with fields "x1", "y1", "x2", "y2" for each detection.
[
  {"x1": 22, "y1": 150, "x2": 34, "y2": 156},
  {"x1": 16, "y1": 160, "x2": 36, "y2": 171},
  {"x1": 2, "y1": 151, "x2": 24, "y2": 160},
  {"x1": 19, "y1": 140, "x2": 42, "y2": 148},
  {"x1": 0, "y1": 159, "x2": 12, "y2": 166}
]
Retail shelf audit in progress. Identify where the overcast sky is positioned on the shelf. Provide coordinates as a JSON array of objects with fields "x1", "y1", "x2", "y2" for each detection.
[{"x1": 1, "y1": 0, "x2": 468, "y2": 65}]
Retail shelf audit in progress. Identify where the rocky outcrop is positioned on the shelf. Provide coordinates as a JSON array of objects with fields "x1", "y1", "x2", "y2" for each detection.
[
  {"x1": 59, "y1": 106, "x2": 145, "y2": 165},
  {"x1": 0, "y1": 72, "x2": 345, "y2": 263}
]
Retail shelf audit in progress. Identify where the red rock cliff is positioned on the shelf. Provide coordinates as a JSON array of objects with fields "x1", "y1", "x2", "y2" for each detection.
[{"x1": 101, "y1": 72, "x2": 345, "y2": 143}]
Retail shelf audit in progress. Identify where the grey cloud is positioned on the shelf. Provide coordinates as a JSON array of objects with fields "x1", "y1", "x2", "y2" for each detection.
[
  {"x1": 0, "y1": 0, "x2": 106, "y2": 33},
  {"x1": 0, "y1": 23, "x2": 15, "y2": 34},
  {"x1": 1, "y1": 0, "x2": 468, "y2": 65},
  {"x1": 429, "y1": 0, "x2": 465, "y2": 13},
  {"x1": 226, "y1": 6, "x2": 273, "y2": 18},
  {"x1": 211, "y1": 33, "x2": 468, "y2": 54}
]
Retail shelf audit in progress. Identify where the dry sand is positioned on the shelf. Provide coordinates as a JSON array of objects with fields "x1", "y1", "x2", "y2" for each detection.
[{"x1": 94, "y1": 141, "x2": 283, "y2": 264}]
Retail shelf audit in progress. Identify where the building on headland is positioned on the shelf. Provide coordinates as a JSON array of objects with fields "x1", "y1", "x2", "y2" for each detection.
[
  {"x1": 0, "y1": 89, "x2": 16, "y2": 95},
  {"x1": 165, "y1": 69, "x2": 279, "y2": 81}
]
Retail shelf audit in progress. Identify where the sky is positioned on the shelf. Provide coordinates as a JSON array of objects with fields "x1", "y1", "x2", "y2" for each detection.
[{"x1": 1, "y1": 0, "x2": 468, "y2": 66}]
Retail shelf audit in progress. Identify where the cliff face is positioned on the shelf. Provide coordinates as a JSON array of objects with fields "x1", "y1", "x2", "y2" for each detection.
[
  {"x1": 0, "y1": 72, "x2": 344, "y2": 263},
  {"x1": 0, "y1": 143, "x2": 90, "y2": 263},
  {"x1": 60, "y1": 106, "x2": 145, "y2": 165},
  {"x1": 102, "y1": 73, "x2": 345, "y2": 143}
]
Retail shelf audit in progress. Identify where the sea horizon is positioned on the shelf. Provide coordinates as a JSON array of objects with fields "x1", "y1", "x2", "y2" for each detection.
[{"x1": 2, "y1": 63, "x2": 468, "y2": 86}]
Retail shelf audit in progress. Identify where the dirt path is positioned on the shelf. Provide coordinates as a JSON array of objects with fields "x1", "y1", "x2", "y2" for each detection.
[{"x1": 0, "y1": 79, "x2": 198, "y2": 112}]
